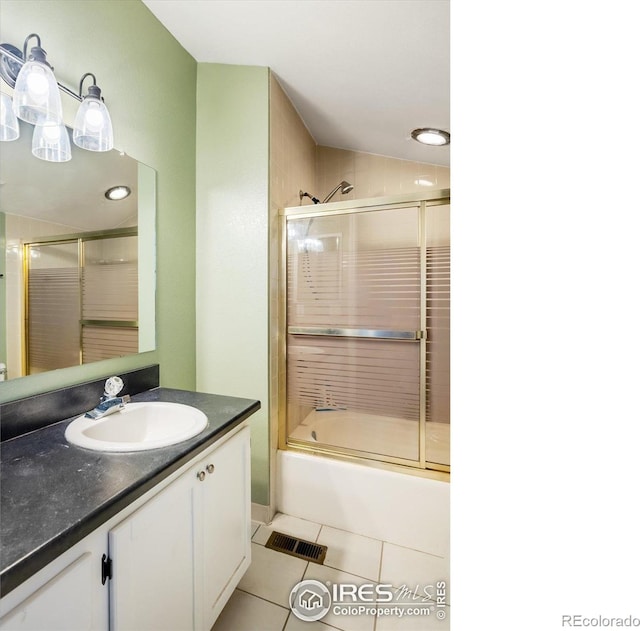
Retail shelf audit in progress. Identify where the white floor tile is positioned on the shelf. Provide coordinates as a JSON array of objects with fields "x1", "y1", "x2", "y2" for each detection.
[
  {"x1": 380, "y1": 543, "x2": 449, "y2": 604},
  {"x1": 252, "y1": 524, "x2": 273, "y2": 545},
  {"x1": 284, "y1": 613, "x2": 341, "y2": 630},
  {"x1": 215, "y1": 514, "x2": 451, "y2": 631},
  {"x1": 317, "y1": 526, "x2": 382, "y2": 581},
  {"x1": 253, "y1": 513, "x2": 323, "y2": 546},
  {"x1": 238, "y1": 542, "x2": 309, "y2": 607},
  {"x1": 212, "y1": 589, "x2": 289, "y2": 631},
  {"x1": 302, "y1": 564, "x2": 377, "y2": 631}
]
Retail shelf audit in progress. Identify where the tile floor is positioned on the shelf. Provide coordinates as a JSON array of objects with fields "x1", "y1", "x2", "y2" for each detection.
[{"x1": 212, "y1": 514, "x2": 450, "y2": 631}]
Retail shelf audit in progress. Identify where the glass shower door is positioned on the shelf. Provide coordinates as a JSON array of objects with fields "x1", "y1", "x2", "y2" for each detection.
[
  {"x1": 286, "y1": 205, "x2": 423, "y2": 463},
  {"x1": 81, "y1": 236, "x2": 138, "y2": 363},
  {"x1": 25, "y1": 241, "x2": 81, "y2": 373},
  {"x1": 24, "y1": 232, "x2": 139, "y2": 374}
]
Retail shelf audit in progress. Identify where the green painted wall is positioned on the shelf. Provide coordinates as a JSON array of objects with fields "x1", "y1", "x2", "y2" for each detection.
[
  {"x1": 195, "y1": 64, "x2": 270, "y2": 505},
  {"x1": 0, "y1": 0, "x2": 197, "y2": 403}
]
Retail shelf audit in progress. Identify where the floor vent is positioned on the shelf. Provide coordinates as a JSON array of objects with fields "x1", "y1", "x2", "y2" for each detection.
[{"x1": 265, "y1": 531, "x2": 327, "y2": 564}]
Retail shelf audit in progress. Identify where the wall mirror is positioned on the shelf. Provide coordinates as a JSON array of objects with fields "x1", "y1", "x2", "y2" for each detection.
[{"x1": 0, "y1": 119, "x2": 156, "y2": 381}]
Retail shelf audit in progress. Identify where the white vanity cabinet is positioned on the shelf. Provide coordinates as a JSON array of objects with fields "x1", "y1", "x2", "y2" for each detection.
[
  {"x1": 109, "y1": 425, "x2": 251, "y2": 631},
  {"x1": 0, "y1": 424, "x2": 251, "y2": 631},
  {"x1": 108, "y1": 465, "x2": 196, "y2": 630},
  {"x1": 0, "y1": 551, "x2": 102, "y2": 630},
  {"x1": 195, "y1": 424, "x2": 251, "y2": 630}
]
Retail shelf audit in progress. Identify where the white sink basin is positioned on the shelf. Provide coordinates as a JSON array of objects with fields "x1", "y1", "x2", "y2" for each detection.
[{"x1": 65, "y1": 402, "x2": 208, "y2": 452}]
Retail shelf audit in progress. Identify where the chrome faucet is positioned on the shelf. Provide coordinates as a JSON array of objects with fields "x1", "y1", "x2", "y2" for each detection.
[{"x1": 85, "y1": 376, "x2": 131, "y2": 420}]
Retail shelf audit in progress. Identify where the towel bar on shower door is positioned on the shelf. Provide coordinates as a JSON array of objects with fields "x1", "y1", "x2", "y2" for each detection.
[{"x1": 287, "y1": 326, "x2": 425, "y2": 341}]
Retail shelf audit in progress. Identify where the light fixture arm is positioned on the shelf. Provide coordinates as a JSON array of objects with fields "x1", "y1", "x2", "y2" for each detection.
[
  {"x1": 22, "y1": 33, "x2": 42, "y2": 60},
  {"x1": 79, "y1": 72, "x2": 103, "y2": 101},
  {"x1": 0, "y1": 36, "x2": 82, "y2": 102}
]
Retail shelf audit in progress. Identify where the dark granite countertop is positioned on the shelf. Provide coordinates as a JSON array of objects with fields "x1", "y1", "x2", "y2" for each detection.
[{"x1": 0, "y1": 387, "x2": 260, "y2": 596}]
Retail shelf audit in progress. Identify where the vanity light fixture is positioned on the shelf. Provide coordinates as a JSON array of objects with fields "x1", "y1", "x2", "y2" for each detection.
[
  {"x1": 411, "y1": 128, "x2": 450, "y2": 146},
  {"x1": 12, "y1": 34, "x2": 63, "y2": 125},
  {"x1": 0, "y1": 33, "x2": 115, "y2": 159},
  {"x1": 73, "y1": 73, "x2": 114, "y2": 152},
  {"x1": 32, "y1": 121, "x2": 71, "y2": 162},
  {"x1": 105, "y1": 185, "x2": 131, "y2": 201}
]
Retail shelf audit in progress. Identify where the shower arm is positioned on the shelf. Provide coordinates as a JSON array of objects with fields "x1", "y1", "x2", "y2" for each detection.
[
  {"x1": 322, "y1": 183, "x2": 344, "y2": 204},
  {"x1": 300, "y1": 181, "x2": 354, "y2": 206},
  {"x1": 323, "y1": 180, "x2": 354, "y2": 203}
]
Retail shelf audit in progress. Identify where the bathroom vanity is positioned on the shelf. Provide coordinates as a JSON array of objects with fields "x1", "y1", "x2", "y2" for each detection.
[{"x1": 0, "y1": 378, "x2": 260, "y2": 631}]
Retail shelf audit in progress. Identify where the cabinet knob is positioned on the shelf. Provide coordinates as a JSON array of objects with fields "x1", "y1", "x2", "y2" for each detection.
[
  {"x1": 206, "y1": 464, "x2": 215, "y2": 474},
  {"x1": 197, "y1": 471, "x2": 206, "y2": 482}
]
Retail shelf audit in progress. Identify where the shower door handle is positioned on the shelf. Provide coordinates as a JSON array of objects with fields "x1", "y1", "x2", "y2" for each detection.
[{"x1": 288, "y1": 326, "x2": 424, "y2": 341}]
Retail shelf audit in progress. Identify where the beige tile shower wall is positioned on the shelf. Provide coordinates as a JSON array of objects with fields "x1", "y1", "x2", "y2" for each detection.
[
  {"x1": 269, "y1": 75, "x2": 317, "y2": 211},
  {"x1": 315, "y1": 146, "x2": 450, "y2": 203}
]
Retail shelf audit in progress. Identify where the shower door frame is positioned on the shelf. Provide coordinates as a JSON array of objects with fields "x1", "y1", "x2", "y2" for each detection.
[{"x1": 278, "y1": 190, "x2": 450, "y2": 476}]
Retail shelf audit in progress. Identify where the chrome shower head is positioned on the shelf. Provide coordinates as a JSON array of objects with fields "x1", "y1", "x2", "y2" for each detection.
[
  {"x1": 323, "y1": 180, "x2": 354, "y2": 203},
  {"x1": 340, "y1": 181, "x2": 354, "y2": 194}
]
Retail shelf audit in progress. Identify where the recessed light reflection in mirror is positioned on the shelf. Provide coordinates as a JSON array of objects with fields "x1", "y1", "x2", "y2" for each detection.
[{"x1": 105, "y1": 185, "x2": 131, "y2": 201}]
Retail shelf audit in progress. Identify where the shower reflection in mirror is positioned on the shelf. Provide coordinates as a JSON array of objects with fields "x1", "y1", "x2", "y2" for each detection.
[{"x1": 23, "y1": 231, "x2": 138, "y2": 375}]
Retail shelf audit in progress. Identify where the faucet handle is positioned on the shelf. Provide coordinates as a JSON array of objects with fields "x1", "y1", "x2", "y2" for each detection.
[{"x1": 104, "y1": 376, "x2": 124, "y2": 398}]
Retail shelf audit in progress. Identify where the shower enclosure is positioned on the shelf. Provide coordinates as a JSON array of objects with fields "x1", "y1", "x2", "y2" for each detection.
[
  {"x1": 23, "y1": 229, "x2": 138, "y2": 374},
  {"x1": 279, "y1": 191, "x2": 450, "y2": 472}
]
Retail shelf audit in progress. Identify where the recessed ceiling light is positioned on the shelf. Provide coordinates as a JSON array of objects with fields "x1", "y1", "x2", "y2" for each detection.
[
  {"x1": 105, "y1": 185, "x2": 131, "y2": 201},
  {"x1": 411, "y1": 128, "x2": 450, "y2": 146}
]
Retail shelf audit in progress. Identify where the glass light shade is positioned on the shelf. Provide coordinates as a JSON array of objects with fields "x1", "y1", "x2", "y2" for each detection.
[
  {"x1": 0, "y1": 93, "x2": 20, "y2": 141},
  {"x1": 73, "y1": 96, "x2": 113, "y2": 151},
  {"x1": 12, "y1": 59, "x2": 63, "y2": 125},
  {"x1": 32, "y1": 122, "x2": 72, "y2": 162}
]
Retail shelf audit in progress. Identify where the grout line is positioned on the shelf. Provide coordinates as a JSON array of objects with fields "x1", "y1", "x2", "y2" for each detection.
[
  {"x1": 378, "y1": 541, "x2": 385, "y2": 583},
  {"x1": 319, "y1": 522, "x2": 386, "y2": 545},
  {"x1": 380, "y1": 538, "x2": 447, "y2": 560},
  {"x1": 320, "y1": 560, "x2": 380, "y2": 585},
  {"x1": 235, "y1": 587, "x2": 291, "y2": 611}
]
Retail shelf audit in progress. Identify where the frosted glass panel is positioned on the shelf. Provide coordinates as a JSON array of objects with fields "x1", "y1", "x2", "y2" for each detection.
[
  {"x1": 285, "y1": 200, "x2": 450, "y2": 469},
  {"x1": 287, "y1": 207, "x2": 421, "y2": 461},
  {"x1": 83, "y1": 237, "x2": 138, "y2": 321},
  {"x1": 425, "y1": 204, "x2": 450, "y2": 466},
  {"x1": 82, "y1": 326, "x2": 138, "y2": 364},
  {"x1": 27, "y1": 242, "x2": 80, "y2": 373},
  {"x1": 82, "y1": 236, "x2": 139, "y2": 360},
  {"x1": 24, "y1": 235, "x2": 140, "y2": 374}
]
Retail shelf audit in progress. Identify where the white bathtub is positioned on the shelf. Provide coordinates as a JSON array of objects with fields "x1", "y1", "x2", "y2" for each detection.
[{"x1": 276, "y1": 449, "x2": 449, "y2": 557}]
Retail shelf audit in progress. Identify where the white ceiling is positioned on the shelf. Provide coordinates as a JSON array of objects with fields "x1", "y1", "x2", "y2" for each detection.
[
  {"x1": 1, "y1": 120, "x2": 138, "y2": 231},
  {"x1": 143, "y1": 0, "x2": 450, "y2": 167}
]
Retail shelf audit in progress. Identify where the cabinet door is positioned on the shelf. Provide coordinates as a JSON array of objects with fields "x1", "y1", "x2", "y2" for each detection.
[
  {"x1": 0, "y1": 553, "x2": 97, "y2": 631},
  {"x1": 197, "y1": 426, "x2": 251, "y2": 630},
  {"x1": 109, "y1": 470, "x2": 196, "y2": 631}
]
